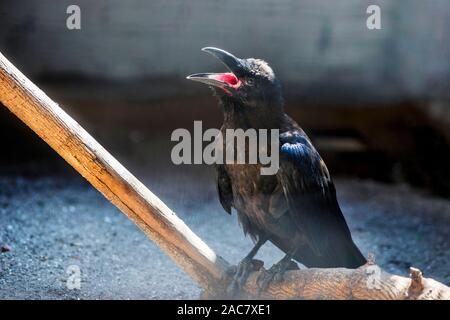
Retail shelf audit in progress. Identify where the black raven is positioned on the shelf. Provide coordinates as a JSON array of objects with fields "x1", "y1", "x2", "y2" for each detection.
[{"x1": 187, "y1": 47, "x2": 366, "y2": 290}]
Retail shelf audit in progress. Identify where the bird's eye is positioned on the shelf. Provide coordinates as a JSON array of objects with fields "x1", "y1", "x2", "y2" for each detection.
[{"x1": 246, "y1": 78, "x2": 254, "y2": 86}]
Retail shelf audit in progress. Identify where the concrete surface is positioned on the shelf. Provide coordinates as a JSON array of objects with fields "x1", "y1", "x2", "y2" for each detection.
[{"x1": 0, "y1": 172, "x2": 448, "y2": 299}]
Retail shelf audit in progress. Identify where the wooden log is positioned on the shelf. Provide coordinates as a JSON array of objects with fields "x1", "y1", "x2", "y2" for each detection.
[
  {"x1": 0, "y1": 51, "x2": 449, "y2": 300},
  {"x1": 234, "y1": 264, "x2": 450, "y2": 300}
]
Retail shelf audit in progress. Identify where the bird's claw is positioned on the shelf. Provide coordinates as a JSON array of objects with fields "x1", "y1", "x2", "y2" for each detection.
[
  {"x1": 226, "y1": 258, "x2": 263, "y2": 297},
  {"x1": 257, "y1": 258, "x2": 298, "y2": 294},
  {"x1": 256, "y1": 263, "x2": 284, "y2": 294}
]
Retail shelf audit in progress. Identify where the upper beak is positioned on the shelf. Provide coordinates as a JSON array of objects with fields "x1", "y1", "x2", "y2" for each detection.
[
  {"x1": 200, "y1": 47, "x2": 244, "y2": 76},
  {"x1": 186, "y1": 47, "x2": 244, "y2": 89}
]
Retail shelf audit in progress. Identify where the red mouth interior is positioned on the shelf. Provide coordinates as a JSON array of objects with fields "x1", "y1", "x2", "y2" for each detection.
[{"x1": 212, "y1": 72, "x2": 240, "y2": 87}]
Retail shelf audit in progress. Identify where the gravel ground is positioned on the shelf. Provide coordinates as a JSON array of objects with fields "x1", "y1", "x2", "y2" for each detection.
[{"x1": 0, "y1": 173, "x2": 449, "y2": 299}]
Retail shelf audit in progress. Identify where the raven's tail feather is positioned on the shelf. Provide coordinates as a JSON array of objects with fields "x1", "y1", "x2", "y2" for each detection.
[
  {"x1": 293, "y1": 236, "x2": 366, "y2": 269},
  {"x1": 332, "y1": 239, "x2": 367, "y2": 268}
]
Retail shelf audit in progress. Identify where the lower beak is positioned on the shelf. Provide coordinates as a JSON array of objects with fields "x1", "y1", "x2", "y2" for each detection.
[{"x1": 186, "y1": 73, "x2": 233, "y2": 89}]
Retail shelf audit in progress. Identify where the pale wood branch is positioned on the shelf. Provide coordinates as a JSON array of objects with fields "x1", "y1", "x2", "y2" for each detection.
[
  {"x1": 0, "y1": 51, "x2": 449, "y2": 300},
  {"x1": 234, "y1": 264, "x2": 450, "y2": 300}
]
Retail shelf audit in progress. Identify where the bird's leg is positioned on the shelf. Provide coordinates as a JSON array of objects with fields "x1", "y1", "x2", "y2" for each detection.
[
  {"x1": 226, "y1": 237, "x2": 266, "y2": 294},
  {"x1": 257, "y1": 248, "x2": 300, "y2": 294}
]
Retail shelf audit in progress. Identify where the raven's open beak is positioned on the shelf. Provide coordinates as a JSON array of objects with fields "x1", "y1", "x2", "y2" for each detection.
[{"x1": 186, "y1": 47, "x2": 244, "y2": 91}]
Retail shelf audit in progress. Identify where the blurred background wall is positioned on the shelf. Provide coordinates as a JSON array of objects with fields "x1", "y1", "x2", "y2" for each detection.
[
  {"x1": 1, "y1": 0, "x2": 450, "y2": 103},
  {"x1": 0, "y1": 0, "x2": 449, "y2": 195}
]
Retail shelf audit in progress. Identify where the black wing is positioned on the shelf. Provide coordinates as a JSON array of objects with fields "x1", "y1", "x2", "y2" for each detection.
[
  {"x1": 216, "y1": 164, "x2": 233, "y2": 214},
  {"x1": 278, "y1": 131, "x2": 365, "y2": 268}
]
